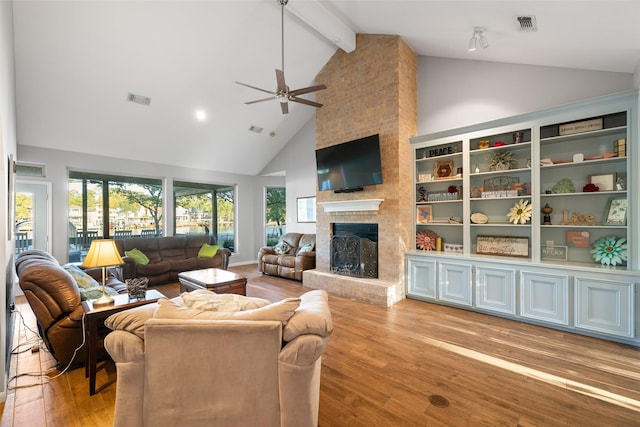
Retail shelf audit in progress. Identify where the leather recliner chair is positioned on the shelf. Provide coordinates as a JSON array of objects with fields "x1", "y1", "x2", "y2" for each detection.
[
  {"x1": 258, "y1": 233, "x2": 316, "y2": 281},
  {"x1": 15, "y1": 249, "x2": 125, "y2": 367}
]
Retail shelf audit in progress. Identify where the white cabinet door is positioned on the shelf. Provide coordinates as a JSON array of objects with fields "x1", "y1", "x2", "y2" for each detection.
[
  {"x1": 439, "y1": 262, "x2": 472, "y2": 306},
  {"x1": 575, "y1": 277, "x2": 634, "y2": 338},
  {"x1": 520, "y1": 271, "x2": 569, "y2": 325},
  {"x1": 406, "y1": 257, "x2": 437, "y2": 300},
  {"x1": 475, "y1": 266, "x2": 517, "y2": 315}
]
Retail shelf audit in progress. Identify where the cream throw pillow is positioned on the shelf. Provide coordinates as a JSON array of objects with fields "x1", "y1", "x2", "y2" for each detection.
[
  {"x1": 155, "y1": 296, "x2": 300, "y2": 324},
  {"x1": 181, "y1": 291, "x2": 270, "y2": 312}
]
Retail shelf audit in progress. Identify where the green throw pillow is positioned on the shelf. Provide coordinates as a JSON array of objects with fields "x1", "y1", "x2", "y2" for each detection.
[
  {"x1": 274, "y1": 241, "x2": 291, "y2": 255},
  {"x1": 198, "y1": 244, "x2": 219, "y2": 258},
  {"x1": 125, "y1": 248, "x2": 149, "y2": 265},
  {"x1": 63, "y1": 263, "x2": 100, "y2": 289}
]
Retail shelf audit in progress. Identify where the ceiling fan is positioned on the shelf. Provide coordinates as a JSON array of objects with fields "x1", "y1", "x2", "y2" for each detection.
[{"x1": 235, "y1": 0, "x2": 327, "y2": 114}]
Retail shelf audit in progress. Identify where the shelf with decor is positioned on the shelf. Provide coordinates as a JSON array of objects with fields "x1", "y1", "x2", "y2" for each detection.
[
  {"x1": 414, "y1": 140, "x2": 464, "y2": 253},
  {"x1": 408, "y1": 90, "x2": 639, "y2": 346}
]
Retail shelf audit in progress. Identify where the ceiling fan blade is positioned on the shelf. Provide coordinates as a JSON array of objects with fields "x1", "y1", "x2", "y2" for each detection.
[
  {"x1": 280, "y1": 101, "x2": 289, "y2": 114},
  {"x1": 289, "y1": 97, "x2": 323, "y2": 108},
  {"x1": 275, "y1": 69, "x2": 287, "y2": 93},
  {"x1": 245, "y1": 96, "x2": 276, "y2": 105},
  {"x1": 288, "y1": 84, "x2": 327, "y2": 97},
  {"x1": 235, "y1": 81, "x2": 276, "y2": 96}
]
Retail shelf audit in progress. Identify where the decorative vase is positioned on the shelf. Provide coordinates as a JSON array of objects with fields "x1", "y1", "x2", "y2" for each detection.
[
  {"x1": 512, "y1": 131, "x2": 524, "y2": 144},
  {"x1": 542, "y1": 203, "x2": 553, "y2": 225},
  {"x1": 492, "y1": 164, "x2": 509, "y2": 171}
]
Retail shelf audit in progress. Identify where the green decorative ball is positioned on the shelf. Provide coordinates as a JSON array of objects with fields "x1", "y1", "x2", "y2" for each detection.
[{"x1": 551, "y1": 178, "x2": 575, "y2": 194}]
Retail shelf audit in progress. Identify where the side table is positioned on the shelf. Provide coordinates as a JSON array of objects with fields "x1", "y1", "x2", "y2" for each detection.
[{"x1": 82, "y1": 289, "x2": 164, "y2": 395}]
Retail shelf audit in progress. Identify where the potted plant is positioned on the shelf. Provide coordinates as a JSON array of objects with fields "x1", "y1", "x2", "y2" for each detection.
[{"x1": 488, "y1": 150, "x2": 516, "y2": 171}]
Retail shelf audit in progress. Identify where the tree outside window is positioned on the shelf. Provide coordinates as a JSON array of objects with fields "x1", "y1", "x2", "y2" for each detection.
[
  {"x1": 68, "y1": 172, "x2": 163, "y2": 262},
  {"x1": 174, "y1": 181, "x2": 235, "y2": 252},
  {"x1": 266, "y1": 187, "x2": 286, "y2": 246}
]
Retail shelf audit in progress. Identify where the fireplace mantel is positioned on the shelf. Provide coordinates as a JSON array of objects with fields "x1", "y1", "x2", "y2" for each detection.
[{"x1": 319, "y1": 199, "x2": 384, "y2": 213}]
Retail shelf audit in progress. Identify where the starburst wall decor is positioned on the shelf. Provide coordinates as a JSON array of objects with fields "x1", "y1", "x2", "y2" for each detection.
[{"x1": 590, "y1": 236, "x2": 627, "y2": 266}]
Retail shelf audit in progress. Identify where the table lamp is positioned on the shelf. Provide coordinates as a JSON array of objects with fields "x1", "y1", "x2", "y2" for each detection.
[{"x1": 81, "y1": 239, "x2": 124, "y2": 308}]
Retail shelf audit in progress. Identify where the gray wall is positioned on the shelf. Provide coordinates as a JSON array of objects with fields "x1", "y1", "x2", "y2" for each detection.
[
  {"x1": 260, "y1": 118, "x2": 317, "y2": 236},
  {"x1": 418, "y1": 57, "x2": 635, "y2": 136}
]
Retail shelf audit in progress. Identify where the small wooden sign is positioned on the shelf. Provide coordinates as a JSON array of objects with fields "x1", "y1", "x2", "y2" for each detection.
[
  {"x1": 427, "y1": 142, "x2": 461, "y2": 158},
  {"x1": 566, "y1": 230, "x2": 590, "y2": 248},
  {"x1": 541, "y1": 245, "x2": 568, "y2": 261},
  {"x1": 476, "y1": 235, "x2": 529, "y2": 257},
  {"x1": 559, "y1": 118, "x2": 603, "y2": 136}
]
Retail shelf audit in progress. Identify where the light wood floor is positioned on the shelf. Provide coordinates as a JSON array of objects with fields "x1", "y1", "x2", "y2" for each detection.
[{"x1": 2, "y1": 264, "x2": 640, "y2": 426}]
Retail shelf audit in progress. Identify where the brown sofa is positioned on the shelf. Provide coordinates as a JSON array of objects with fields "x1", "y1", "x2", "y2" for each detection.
[
  {"x1": 258, "y1": 233, "x2": 316, "y2": 281},
  {"x1": 15, "y1": 249, "x2": 127, "y2": 367},
  {"x1": 115, "y1": 235, "x2": 231, "y2": 287},
  {"x1": 104, "y1": 289, "x2": 332, "y2": 427}
]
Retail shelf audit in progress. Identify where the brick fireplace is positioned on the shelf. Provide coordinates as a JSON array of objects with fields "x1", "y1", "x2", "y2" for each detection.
[{"x1": 303, "y1": 34, "x2": 417, "y2": 307}]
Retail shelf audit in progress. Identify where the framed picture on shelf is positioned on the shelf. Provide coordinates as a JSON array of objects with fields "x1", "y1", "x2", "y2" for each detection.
[
  {"x1": 416, "y1": 206, "x2": 432, "y2": 224},
  {"x1": 434, "y1": 161, "x2": 454, "y2": 180},
  {"x1": 603, "y1": 197, "x2": 627, "y2": 226},
  {"x1": 589, "y1": 173, "x2": 616, "y2": 191},
  {"x1": 566, "y1": 230, "x2": 590, "y2": 247}
]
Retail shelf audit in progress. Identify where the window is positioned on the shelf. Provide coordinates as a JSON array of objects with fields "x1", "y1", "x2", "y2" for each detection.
[
  {"x1": 68, "y1": 172, "x2": 163, "y2": 262},
  {"x1": 265, "y1": 187, "x2": 286, "y2": 246},
  {"x1": 15, "y1": 191, "x2": 33, "y2": 254},
  {"x1": 173, "y1": 181, "x2": 235, "y2": 252}
]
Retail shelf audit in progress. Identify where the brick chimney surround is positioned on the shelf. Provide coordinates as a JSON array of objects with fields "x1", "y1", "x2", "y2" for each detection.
[{"x1": 303, "y1": 34, "x2": 417, "y2": 307}]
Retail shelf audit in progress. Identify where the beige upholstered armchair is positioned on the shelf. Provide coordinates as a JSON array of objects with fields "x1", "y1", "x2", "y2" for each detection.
[{"x1": 104, "y1": 289, "x2": 332, "y2": 427}]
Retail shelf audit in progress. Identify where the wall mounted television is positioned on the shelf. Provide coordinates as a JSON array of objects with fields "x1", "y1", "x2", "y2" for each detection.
[{"x1": 315, "y1": 134, "x2": 383, "y2": 193}]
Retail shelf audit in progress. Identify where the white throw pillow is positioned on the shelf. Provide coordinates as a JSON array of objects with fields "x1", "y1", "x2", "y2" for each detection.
[
  {"x1": 181, "y1": 291, "x2": 271, "y2": 312},
  {"x1": 155, "y1": 296, "x2": 300, "y2": 324}
]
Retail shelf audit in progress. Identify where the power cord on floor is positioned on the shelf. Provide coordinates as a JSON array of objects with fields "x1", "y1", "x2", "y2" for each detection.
[
  {"x1": 7, "y1": 309, "x2": 87, "y2": 390},
  {"x1": 10, "y1": 310, "x2": 42, "y2": 355}
]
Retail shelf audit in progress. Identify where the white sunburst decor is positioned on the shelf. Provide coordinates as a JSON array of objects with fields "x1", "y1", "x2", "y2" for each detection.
[
  {"x1": 506, "y1": 199, "x2": 532, "y2": 224},
  {"x1": 590, "y1": 236, "x2": 628, "y2": 266}
]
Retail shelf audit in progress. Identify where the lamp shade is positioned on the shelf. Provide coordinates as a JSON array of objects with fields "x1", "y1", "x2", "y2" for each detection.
[{"x1": 81, "y1": 239, "x2": 124, "y2": 268}]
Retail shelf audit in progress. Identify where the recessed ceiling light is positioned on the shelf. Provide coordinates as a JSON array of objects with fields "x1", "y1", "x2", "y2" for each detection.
[{"x1": 195, "y1": 110, "x2": 207, "y2": 121}]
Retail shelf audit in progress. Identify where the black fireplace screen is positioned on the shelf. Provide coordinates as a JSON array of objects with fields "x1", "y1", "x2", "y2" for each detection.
[{"x1": 330, "y1": 226, "x2": 378, "y2": 278}]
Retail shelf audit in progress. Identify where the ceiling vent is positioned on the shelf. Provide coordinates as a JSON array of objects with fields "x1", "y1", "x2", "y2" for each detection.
[
  {"x1": 248, "y1": 125, "x2": 263, "y2": 133},
  {"x1": 516, "y1": 15, "x2": 537, "y2": 32},
  {"x1": 126, "y1": 93, "x2": 152, "y2": 106}
]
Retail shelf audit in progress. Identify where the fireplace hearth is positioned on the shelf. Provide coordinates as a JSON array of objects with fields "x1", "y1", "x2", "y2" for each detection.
[{"x1": 331, "y1": 223, "x2": 378, "y2": 278}]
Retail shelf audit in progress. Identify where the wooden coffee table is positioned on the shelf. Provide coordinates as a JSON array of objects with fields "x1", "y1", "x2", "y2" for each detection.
[{"x1": 178, "y1": 268, "x2": 247, "y2": 295}]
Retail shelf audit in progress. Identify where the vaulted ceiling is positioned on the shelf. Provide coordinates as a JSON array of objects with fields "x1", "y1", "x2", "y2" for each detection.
[{"x1": 12, "y1": 1, "x2": 640, "y2": 175}]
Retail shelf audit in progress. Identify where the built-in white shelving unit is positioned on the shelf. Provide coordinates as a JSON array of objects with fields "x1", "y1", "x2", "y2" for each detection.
[{"x1": 406, "y1": 90, "x2": 639, "y2": 345}]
